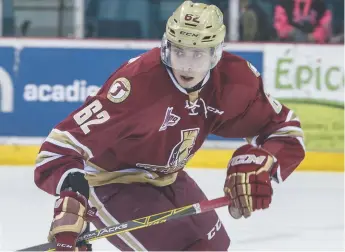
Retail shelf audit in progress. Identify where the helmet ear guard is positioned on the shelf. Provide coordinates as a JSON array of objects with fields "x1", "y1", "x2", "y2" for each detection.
[
  {"x1": 210, "y1": 41, "x2": 224, "y2": 68},
  {"x1": 160, "y1": 34, "x2": 171, "y2": 66}
]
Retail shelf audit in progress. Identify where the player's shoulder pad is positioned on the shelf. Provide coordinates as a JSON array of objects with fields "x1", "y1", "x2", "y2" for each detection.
[
  {"x1": 116, "y1": 47, "x2": 162, "y2": 79},
  {"x1": 217, "y1": 51, "x2": 261, "y2": 87},
  {"x1": 101, "y1": 48, "x2": 164, "y2": 107},
  {"x1": 215, "y1": 51, "x2": 263, "y2": 111}
]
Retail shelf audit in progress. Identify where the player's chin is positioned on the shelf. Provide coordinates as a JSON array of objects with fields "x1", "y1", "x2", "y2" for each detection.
[{"x1": 177, "y1": 77, "x2": 198, "y2": 89}]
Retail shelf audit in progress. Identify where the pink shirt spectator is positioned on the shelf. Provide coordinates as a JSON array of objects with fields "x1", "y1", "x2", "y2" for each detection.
[{"x1": 274, "y1": 0, "x2": 332, "y2": 43}]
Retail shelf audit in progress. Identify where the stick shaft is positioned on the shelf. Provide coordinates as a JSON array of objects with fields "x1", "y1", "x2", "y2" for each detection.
[{"x1": 18, "y1": 196, "x2": 230, "y2": 251}]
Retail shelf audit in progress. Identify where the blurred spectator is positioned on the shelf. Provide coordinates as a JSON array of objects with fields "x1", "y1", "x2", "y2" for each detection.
[
  {"x1": 327, "y1": 0, "x2": 344, "y2": 43},
  {"x1": 274, "y1": 0, "x2": 332, "y2": 43},
  {"x1": 2, "y1": 0, "x2": 15, "y2": 36},
  {"x1": 239, "y1": 0, "x2": 276, "y2": 41},
  {"x1": 2, "y1": 0, "x2": 342, "y2": 42}
]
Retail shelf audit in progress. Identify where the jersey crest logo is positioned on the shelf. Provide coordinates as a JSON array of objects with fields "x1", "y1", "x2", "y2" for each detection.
[
  {"x1": 137, "y1": 128, "x2": 199, "y2": 174},
  {"x1": 159, "y1": 107, "x2": 181, "y2": 131},
  {"x1": 167, "y1": 128, "x2": 199, "y2": 168},
  {"x1": 107, "y1": 77, "x2": 131, "y2": 103}
]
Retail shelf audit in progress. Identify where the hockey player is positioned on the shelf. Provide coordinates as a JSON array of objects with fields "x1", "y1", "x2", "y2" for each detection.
[{"x1": 34, "y1": 1, "x2": 305, "y2": 251}]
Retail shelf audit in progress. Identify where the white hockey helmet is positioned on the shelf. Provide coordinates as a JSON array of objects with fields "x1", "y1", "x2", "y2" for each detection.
[{"x1": 161, "y1": 1, "x2": 226, "y2": 72}]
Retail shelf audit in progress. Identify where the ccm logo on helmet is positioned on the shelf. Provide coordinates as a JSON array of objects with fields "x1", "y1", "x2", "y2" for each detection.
[
  {"x1": 230, "y1": 154, "x2": 266, "y2": 166},
  {"x1": 180, "y1": 31, "x2": 199, "y2": 37}
]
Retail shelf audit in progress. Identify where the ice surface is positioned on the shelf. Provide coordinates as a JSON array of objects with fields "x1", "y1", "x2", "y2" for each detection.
[{"x1": 0, "y1": 167, "x2": 343, "y2": 251}]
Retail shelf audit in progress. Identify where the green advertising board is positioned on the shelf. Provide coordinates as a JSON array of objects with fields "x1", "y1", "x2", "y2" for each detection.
[{"x1": 264, "y1": 44, "x2": 344, "y2": 152}]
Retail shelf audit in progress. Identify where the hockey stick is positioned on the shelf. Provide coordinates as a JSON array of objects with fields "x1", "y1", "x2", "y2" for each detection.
[{"x1": 18, "y1": 196, "x2": 230, "y2": 251}]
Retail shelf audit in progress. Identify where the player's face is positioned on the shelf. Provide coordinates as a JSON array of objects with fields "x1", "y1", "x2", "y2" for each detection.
[{"x1": 170, "y1": 45, "x2": 211, "y2": 89}]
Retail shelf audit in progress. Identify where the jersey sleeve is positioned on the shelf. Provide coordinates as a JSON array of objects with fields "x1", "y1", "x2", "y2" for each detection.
[
  {"x1": 214, "y1": 61, "x2": 305, "y2": 183},
  {"x1": 34, "y1": 71, "x2": 137, "y2": 195}
]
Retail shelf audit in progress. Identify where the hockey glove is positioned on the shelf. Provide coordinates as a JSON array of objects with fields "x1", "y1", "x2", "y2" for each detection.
[
  {"x1": 48, "y1": 190, "x2": 96, "y2": 250},
  {"x1": 48, "y1": 173, "x2": 96, "y2": 251},
  {"x1": 224, "y1": 144, "x2": 278, "y2": 219}
]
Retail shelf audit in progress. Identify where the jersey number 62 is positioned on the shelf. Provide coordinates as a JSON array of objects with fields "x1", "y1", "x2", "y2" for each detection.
[{"x1": 73, "y1": 99, "x2": 110, "y2": 134}]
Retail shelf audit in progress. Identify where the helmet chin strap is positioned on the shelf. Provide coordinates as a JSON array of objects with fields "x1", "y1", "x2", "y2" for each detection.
[
  {"x1": 184, "y1": 80, "x2": 205, "y2": 94},
  {"x1": 167, "y1": 66, "x2": 209, "y2": 93}
]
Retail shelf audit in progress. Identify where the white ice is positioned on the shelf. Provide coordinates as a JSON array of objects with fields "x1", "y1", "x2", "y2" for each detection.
[{"x1": 0, "y1": 167, "x2": 343, "y2": 251}]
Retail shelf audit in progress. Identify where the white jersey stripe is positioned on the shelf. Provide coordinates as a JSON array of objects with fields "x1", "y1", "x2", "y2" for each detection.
[
  {"x1": 45, "y1": 137, "x2": 81, "y2": 154},
  {"x1": 52, "y1": 129, "x2": 94, "y2": 158},
  {"x1": 35, "y1": 154, "x2": 63, "y2": 168},
  {"x1": 89, "y1": 187, "x2": 147, "y2": 251}
]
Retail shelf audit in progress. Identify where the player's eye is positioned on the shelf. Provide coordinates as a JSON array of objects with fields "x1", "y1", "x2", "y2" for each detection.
[
  {"x1": 193, "y1": 51, "x2": 207, "y2": 59},
  {"x1": 173, "y1": 49, "x2": 184, "y2": 57},
  {"x1": 194, "y1": 52, "x2": 203, "y2": 58}
]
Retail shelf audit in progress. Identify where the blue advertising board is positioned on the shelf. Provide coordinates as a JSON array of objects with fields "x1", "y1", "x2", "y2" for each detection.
[{"x1": 0, "y1": 43, "x2": 263, "y2": 140}]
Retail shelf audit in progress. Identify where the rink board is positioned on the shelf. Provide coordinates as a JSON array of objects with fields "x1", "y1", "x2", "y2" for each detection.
[
  {"x1": 0, "y1": 39, "x2": 343, "y2": 172},
  {"x1": 0, "y1": 144, "x2": 343, "y2": 172}
]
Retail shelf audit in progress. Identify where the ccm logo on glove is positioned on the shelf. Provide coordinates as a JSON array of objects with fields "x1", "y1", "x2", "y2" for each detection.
[
  {"x1": 230, "y1": 154, "x2": 266, "y2": 166},
  {"x1": 224, "y1": 144, "x2": 278, "y2": 219},
  {"x1": 57, "y1": 243, "x2": 73, "y2": 249}
]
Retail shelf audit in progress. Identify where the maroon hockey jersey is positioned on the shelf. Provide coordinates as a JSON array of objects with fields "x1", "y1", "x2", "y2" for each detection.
[{"x1": 34, "y1": 48, "x2": 305, "y2": 195}]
